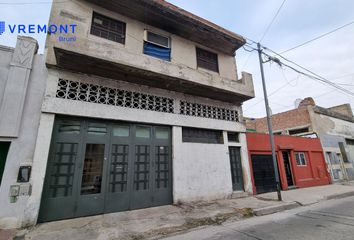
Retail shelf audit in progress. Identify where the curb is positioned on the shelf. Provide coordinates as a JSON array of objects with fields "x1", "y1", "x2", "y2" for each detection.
[
  {"x1": 253, "y1": 202, "x2": 300, "y2": 216},
  {"x1": 324, "y1": 191, "x2": 354, "y2": 200}
]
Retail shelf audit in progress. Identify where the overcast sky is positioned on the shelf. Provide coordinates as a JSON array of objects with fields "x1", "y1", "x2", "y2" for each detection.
[{"x1": 0, "y1": 0, "x2": 353, "y2": 118}]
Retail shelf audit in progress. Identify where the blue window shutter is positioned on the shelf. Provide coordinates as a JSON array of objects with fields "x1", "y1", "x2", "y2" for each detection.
[{"x1": 143, "y1": 42, "x2": 171, "y2": 61}]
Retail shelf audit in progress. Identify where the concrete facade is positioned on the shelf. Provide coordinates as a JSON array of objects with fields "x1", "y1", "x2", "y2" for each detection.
[
  {"x1": 246, "y1": 98, "x2": 354, "y2": 183},
  {"x1": 0, "y1": 0, "x2": 255, "y2": 229},
  {"x1": 0, "y1": 37, "x2": 47, "y2": 229}
]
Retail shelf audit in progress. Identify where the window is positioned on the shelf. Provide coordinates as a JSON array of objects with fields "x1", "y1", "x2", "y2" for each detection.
[
  {"x1": 182, "y1": 127, "x2": 223, "y2": 144},
  {"x1": 90, "y1": 12, "x2": 126, "y2": 44},
  {"x1": 227, "y1": 132, "x2": 239, "y2": 142},
  {"x1": 196, "y1": 47, "x2": 219, "y2": 72},
  {"x1": 295, "y1": 152, "x2": 307, "y2": 166},
  {"x1": 288, "y1": 127, "x2": 309, "y2": 135},
  {"x1": 143, "y1": 30, "x2": 171, "y2": 61}
]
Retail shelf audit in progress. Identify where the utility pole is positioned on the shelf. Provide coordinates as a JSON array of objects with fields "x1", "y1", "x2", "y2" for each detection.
[{"x1": 257, "y1": 42, "x2": 282, "y2": 201}]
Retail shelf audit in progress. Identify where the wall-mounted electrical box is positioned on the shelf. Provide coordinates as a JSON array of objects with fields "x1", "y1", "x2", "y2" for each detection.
[{"x1": 17, "y1": 166, "x2": 31, "y2": 183}]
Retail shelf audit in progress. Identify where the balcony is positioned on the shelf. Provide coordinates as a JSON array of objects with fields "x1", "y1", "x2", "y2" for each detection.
[{"x1": 46, "y1": 0, "x2": 255, "y2": 103}]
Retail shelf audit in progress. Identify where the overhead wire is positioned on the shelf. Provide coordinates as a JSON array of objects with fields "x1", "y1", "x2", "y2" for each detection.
[
  {"x1": 259, "y1": 0, "x2": 287, "y2": 42},
  {"x1": 280, "y1": 20, "x2": 354, "y2": 54}
]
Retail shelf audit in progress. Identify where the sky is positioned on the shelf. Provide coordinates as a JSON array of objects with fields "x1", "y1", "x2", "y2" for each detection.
[{"x1": 0, "y1": 0, "x2": 353, "y2": 118}]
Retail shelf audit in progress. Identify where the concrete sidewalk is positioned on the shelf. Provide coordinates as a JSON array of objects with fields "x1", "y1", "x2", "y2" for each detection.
[
  {"x1": 4, "y1": 184, "x2": 354, "y2": 240},
  {"x1": 257, "y1": 184, "x2": 354, "y2": 206}
]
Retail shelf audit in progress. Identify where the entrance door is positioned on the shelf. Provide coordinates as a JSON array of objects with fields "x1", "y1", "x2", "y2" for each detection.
[
  {"x1": 39, "y1": 117, "x2": 172, "y2": 222},
  {"x1": 76, "y1": 122, "x2": 109, "y2": 217},
  {"x1": 229, "y1": 147, "x2": 244, "y2": 191},
  {"x1": 251, "y1": 155, "x2": 277, "y2": 194},
  {"x1": 282, "y1": 151, "x2": 294, "y2": 187},
  {"x1": 0, "y1": 142, "x2": 10, "y2": 186}
]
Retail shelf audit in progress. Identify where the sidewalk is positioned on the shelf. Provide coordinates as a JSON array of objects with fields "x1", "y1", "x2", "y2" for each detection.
[
  {"x1": 6, "y1": 184, "x2": 354, "y2": 240},
  {"x1": 257, "y1": 183, "x2": 354, "y2": 206}
]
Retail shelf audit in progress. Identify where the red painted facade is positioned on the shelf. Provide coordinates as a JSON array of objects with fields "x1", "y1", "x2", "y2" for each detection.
[{"x1": 246, "y1": 133, "x2": 331, "y2": 194}]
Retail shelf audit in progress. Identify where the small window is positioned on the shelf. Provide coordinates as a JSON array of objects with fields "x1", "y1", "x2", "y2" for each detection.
[
  {"x1": 90, "y1": 12, "x2": 126, "y2": 44},
  {"x1": 112, "y1": 125, "x2": 130, "y2": 137},
  {"x1": 136, "y1": 126, "x2": 151, "y2": 138},
  {"x1": 196, "y1": 47, "x2": 219, "y2": 72},
  {"x1": 288, "y1": 127, "x2": 309, "y2": 135},
  {"x1": 182, "y1": 127, "x2": 223, "y2": 144},
  {"x1": 143, "y1": 30, "x2": 171, "y2": 61},
  {"x1": 58, "y1": 121, "x2": 81, "y2": 134},
  {"x1": 155, "y1": 127, "x2": 169, "y2": 140},
  {"x1": 87, "y1": 123, "x2": 107, "y2": 136},
  {"x1": 295, "y1": 152, "x2": 307, "y2": 166},
  {"x1": 227, "y1": 132, "x2": 239, "y2": 142}
]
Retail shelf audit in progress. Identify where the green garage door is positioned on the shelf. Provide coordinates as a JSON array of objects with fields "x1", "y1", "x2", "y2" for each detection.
[{"x1": 38, "y1": 117, "x2": 172, "y2": 222}]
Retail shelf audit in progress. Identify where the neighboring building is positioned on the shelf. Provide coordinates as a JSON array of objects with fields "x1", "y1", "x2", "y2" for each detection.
[
  {"x1": 0, "y1": 0, "x2": 255, "y2": 227},
  {"x1": 246, "y1": 133, "x2": 331, "y2": 194},
  {"x1": 246, "y1": 97, "x2": 354, "y2": 182},
  {"x1": 0, "y1": 37, "x2": 47, "y2": 228}
]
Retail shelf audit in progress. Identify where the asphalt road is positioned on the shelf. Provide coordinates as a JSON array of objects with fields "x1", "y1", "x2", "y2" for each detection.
[{"x1": 162, "y1": 196, "x2": 354, "y2": 240}]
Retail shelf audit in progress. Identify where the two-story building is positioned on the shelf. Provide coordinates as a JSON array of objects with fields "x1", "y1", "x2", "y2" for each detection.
[
  {"x1": 0, "y1": 0, "x2": 255, "y2": 227},
  {"x1": 246, "y1": 97, "x2": 354, "y2": 183}
]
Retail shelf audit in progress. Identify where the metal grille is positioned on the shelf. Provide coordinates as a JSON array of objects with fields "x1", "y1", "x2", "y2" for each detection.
[
  {"x1": 91, "y1": 12, "x2": 126, "y2": 44},
  {"x1": 56, "y1": 79, "x2": 174, "y2": 114},
  {"x1": 180, "y1": 101, "x2": 239, "y2": 122},
  {"x1": 155, "y1": 146, "x2": 169, "y2": 189},
  {"x1": 110, "y1": 145, "x2": 129, "y2": 192},
  {"x1": 134, "y1": 145, "x2": 150, "y2": 191},
  {"x1": 49, "y1": 143, "x2": 77, "y2": 198},
  {"x1": 229, "y1": 147, "x2": 243, "y2": 190}
]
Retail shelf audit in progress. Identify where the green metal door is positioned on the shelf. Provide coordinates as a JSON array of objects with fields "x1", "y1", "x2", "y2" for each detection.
[
  {"x1": 39, "y1": 117, "x2": 172, "y2": 222},
  {"x1": 229, "y1": 147, "x2": 244, "y2": 191}
]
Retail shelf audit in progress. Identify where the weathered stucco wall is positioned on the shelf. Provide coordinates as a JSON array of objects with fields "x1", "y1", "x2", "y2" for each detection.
[
  {"x1": 173, "y1": 128, "x2": 252, "y2": 202},
  {"x1": 44, "y1": 0, "x2": 255, "y2": 101},
  {"x1": 310, "y1": 110, "x2": 354, "y2": 181},
  {"x1": 0, "y1": 38, "x2": 47, "y2": 229}
]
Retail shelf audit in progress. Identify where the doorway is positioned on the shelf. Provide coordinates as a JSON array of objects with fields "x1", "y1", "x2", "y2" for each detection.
[
  {"x1": 282, "y1": 151, "x2": 295, "y2": 188},
  {"x1": 0, "y1": 142, "x2": 11, "y2": 186},
  {"x1": 229, "y1": 147, "x2": 244, "y2": 191}
]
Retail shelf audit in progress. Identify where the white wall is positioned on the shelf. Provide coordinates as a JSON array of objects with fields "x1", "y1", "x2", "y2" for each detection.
[{"x1": 172, "y1": 128, "x2": 253, "y2": 203}]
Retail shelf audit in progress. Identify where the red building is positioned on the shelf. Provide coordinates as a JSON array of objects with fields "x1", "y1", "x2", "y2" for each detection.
[{"x1": 246, "y1": 133, "x2": 331, "y2": 194}]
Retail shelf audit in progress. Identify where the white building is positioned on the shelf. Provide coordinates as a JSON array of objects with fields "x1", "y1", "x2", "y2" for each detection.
[{"x1": 0, "y1": 0, "x2": 255, "y2": 228}]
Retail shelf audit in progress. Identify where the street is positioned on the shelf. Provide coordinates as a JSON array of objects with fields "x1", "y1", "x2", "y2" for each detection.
[{"x1": 162, "y1": 196, "x2": 354, "y2": 240}]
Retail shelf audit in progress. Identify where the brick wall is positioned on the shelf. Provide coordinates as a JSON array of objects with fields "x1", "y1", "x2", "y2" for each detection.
[{"x1": 246, "y1": 107, "x2": 311, "y2": 133}]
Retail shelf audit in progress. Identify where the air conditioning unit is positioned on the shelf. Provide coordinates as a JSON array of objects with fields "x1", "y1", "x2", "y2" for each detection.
[{"x1": 144, "y1": 30, "x2": 170, "y2": 48}]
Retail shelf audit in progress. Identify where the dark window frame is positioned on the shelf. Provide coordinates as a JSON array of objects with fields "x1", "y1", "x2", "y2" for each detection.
[
  {"x1": 182, "y1": 127, "x2": 223, "y2": 144},
  {"x1": 196, "y1": 47, "x2": 219, "y2": 72},
  {"x1": 227, "y1": 132, "x2": 239, "y2": 142},
  {"x1": 90, "y1": 12, "x2": 126, "y2": 44}
]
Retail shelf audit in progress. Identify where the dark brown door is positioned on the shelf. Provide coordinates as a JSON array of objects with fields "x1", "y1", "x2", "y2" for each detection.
[{"x1": 282, "y1": 151, "x2": 294, "y2": 187}]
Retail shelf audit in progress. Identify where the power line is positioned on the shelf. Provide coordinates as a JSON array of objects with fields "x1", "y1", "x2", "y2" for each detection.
[
  {"x1": 259, "y1": 0, "x2": 287, "y2": 42},
  {"x1": 261, "y1": 46, "x2": 354, "y2": 96},
  {"x1": 244, "y1": 73, "x2": 299, "y2": 112},
  {"x1": 280, "y1": 20, "x2": 354, "y2": 54},
  {"x1": 239, "y1": 0, "x2": 287, "y2": 71}
]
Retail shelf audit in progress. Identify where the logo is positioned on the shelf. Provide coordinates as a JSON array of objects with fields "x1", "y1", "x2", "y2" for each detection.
[
  {"x1": 0, "y1": 22, "x2": 77, "y2": 42},
  {"x1": 0, "y1": 21, "x2": 5, "y2": 35}
]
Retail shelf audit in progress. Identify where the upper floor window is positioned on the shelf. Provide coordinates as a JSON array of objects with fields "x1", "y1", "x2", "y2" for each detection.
[
  {"x1": 143, "y1": 30, "x2": 171, "y2": 61},
  {"x1": 196, "y1": 47, "x2": 219, "y2": 72},
  {"x1": 90, "y1": 12, "x2": 126, "y2": 44},
  {"x1": 295, "y1": 152, "x2": 307, "y2": 166}
]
